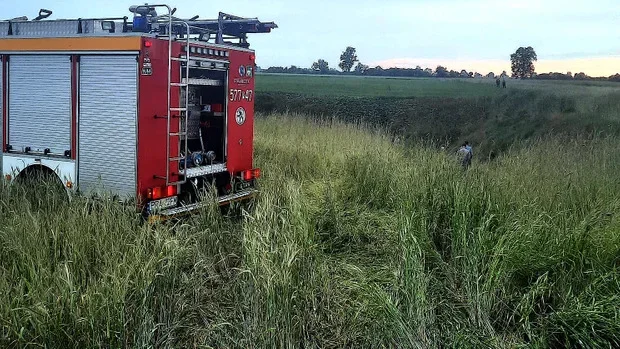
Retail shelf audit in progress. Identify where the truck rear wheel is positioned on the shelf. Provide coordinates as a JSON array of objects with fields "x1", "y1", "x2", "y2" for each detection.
[{"x1": 14, "y1": 165, "x2": 69, "y2": 209}]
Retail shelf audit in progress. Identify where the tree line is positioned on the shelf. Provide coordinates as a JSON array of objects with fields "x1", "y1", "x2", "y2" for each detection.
[{"x1": 258, "y1": 46, "x2": 619, "y2": 82}]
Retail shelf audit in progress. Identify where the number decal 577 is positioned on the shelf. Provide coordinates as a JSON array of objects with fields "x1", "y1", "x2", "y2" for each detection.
[{"x1": 229, "y1": 89, "x2": 253, "y2": 102}]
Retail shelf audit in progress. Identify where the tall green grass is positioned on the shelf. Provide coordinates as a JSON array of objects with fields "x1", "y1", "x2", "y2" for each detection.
[{"x1": 1, "y1": 114, "x2": 618, "y2": 348}]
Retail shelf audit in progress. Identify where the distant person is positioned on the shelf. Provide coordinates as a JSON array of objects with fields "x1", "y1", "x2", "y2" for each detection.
[
  {"x1": 496, "y1": 78, "x2": 500, "y2": 87},
  {"x1": 457, "y1": 143, "x2": 472, "y2": 169},
  {"x1": 502, "y1": 78, "x2": 506, "y2": 88},
  {"x1": 465, "y1": 141, "x2": 473, "y2": 159},
  {"x1": 463, "y1": 141, "x2": 473, "y2": 168}
]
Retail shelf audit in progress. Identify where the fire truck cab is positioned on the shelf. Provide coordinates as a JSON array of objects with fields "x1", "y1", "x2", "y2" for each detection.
[{"x1": 0, "y1": 5, "x2": 277, "y2": 219}]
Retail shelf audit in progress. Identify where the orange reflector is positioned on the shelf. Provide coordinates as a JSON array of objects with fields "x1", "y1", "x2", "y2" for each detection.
[
  {"x1": 147, "y1": 188, "x2": 153, "y2": 199},
  {"x1": 4, "y1": 174, "x2": 11, "y2": 181},
  {"x1": 66, "y1": 181, "x2": 73, "y2": 189}
]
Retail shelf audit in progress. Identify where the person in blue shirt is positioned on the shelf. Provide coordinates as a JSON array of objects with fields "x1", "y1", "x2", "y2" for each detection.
[
  {"x1": 457, "y1": 142, "x2": 471, "y2": 169},
  {"x1": 464, "y1": 141, "x2": 473, "y2": 168},
  {"x1": 464, "y1": 142, "x2": 472, "y2": 155},
  {"x1": 457, "y1": 141, "x2": 473, "y2": 169}
]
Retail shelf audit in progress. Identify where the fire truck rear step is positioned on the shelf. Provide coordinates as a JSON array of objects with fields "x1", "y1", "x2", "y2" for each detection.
[{"x1": 155, "y1": 189, "x2": 257, "y2": 217}]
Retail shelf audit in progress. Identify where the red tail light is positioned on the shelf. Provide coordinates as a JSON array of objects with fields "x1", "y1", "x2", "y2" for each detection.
[
  {"x1": 242, "y1": 170, "x2": 252, "y2": 181},
  {"x1": 147, "y1": 185, "x2": 177, "y2": 200},
  {"x1": 166, "y1": 185, "x2": 177, "y2": 197},
  {"x1": 152, "y1": 187, "x2": 163, "y2": 200},
  {"x1": 242, "y1": 168, "x2": 261, "y2": 181}
]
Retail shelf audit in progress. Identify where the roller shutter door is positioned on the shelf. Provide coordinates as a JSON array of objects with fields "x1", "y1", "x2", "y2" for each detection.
[
  {"x1": 78, "y1": 55, "x2": 137, "y2": 198},
  {"x1": 9, "y1": 55, "x2": 72, "y2": 154}
]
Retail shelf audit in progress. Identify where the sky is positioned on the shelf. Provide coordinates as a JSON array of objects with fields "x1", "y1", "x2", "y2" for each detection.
[{"x1": 5, "y1": 0, "x2": 620, "y2": 76}]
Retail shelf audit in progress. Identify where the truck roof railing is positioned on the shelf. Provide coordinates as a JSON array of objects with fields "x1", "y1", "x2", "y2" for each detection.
[
  {"x1": 0, "y1": 4, "x2": 277, "y2": 48},
  {"x1": 150, "y1": 12, "x2": 277, "y2": 48}
]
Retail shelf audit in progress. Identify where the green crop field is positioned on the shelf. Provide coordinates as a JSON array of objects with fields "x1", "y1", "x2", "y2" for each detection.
[
  {"x1": 255, "y1": 74, "x2": 620, "y2": 158},
  {"x1": 256, "y1": 73, "x2": 620, "y2": 98},
  {"x1": 256, "y1": 74, "x2": 499, "y2": 97},
  {"x1": 1, "y1": 115, "x2": 618, "y2": 348}
]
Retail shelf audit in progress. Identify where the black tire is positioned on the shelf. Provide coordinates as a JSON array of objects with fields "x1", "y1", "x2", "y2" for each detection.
[{"x1": 14, "y1": 165, "x2": 69, "y2": 210}]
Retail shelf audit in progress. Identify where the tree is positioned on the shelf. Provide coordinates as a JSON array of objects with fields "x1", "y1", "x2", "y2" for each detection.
[
  {"x1": 574, "y1": 72, "x2": 589, "y2": 80},
  {"x1": 435, "y1": 65, "x2": 448, "y2": 77},
  {"x1": 339, "y1": 46, "x2": 358, "y2": 72},
  {"x1": 311, "y1": 59, "x2": 330, "y2": 73},
  {"x1": 354, "y1": 62, "x2": 369, "y2": 74},
  {"x1": 609, "y1": 73, "x2": 620, "y2": 82},
  {"x1": 510, "y1": 46, "x2": 537, "y2": 78}
]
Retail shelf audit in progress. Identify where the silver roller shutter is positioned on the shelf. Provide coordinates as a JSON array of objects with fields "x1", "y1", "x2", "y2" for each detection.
[
  {"x1": 9, "y1": 55, "x2": 72, "y2": 154},
  {"x1": 78, "y1": 55, "x2": 137, "y2": 198}
]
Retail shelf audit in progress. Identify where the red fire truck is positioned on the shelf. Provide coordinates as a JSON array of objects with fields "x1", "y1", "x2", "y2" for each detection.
[{"x1": 0, "y1": 5, "x2": 277, "y2": 219}]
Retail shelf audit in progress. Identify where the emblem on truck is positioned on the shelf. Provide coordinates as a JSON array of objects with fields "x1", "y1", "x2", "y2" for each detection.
[
  {"x1": 239, "y1": 65, "x2": 246, "y2": 77},
  {"x1": 235, "y1": 107, "x2": 246, "y2": 125}
]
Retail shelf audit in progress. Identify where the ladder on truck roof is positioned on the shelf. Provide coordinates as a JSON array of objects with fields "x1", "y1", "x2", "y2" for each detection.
[{"x1": 1, "y1": 5, "x2": 278, "y2": 48}]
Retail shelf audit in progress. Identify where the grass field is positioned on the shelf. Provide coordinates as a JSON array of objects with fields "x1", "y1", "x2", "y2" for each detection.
[
  {"x1": 1, "y1": 115, "x2": 619, "y2": 348},
  {"x1": 255, "y1": 74, "x2": 620, "y2": 158},
  {"x1": 256, "y1": 73, "x2": 620, "y2": 98},
  {"x1": 256, "y1": 74, "x2": 500, "y2": 97}
]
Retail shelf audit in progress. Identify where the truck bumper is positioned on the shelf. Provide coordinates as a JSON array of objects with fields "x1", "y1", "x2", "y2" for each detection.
[{"x1": 147, "y1": 188, "x2": 257, "y2": 223}]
